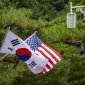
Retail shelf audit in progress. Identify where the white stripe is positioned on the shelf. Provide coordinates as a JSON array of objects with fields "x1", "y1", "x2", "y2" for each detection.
[
  {"x1": 38, "y1": 47, "x2": 57, "y2": 64},
  {"x1": 44, "y1": 66, "x2": 50, "y2": 72},
  {"x1": 41, "y1": 44, "x2": 61, "y2": 61},
  {"x1": 42, "y1": 66, "x2": 52, "y2": 73},
  {"x1": 42, "y1": 71, "x2": 46, "y2": 74},
  {"x1": 35, "y1": 50, "x2": 46, "y2": 59},
  {"x1": 35, "y1": 50, "x2": 54, "y2": 68},
  {"x1": 47, "y1": 62, "x2": 53, "y2": 68}
]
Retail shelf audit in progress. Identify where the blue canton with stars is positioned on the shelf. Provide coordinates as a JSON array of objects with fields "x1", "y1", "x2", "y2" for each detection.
[{"x1": 25, "y1": 34, "x2": 43, "y2": 51}]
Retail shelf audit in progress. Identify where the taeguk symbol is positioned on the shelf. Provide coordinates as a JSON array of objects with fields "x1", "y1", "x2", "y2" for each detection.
[{"x1": 16, "y1": 48, "x2": 32, "y2": 61}]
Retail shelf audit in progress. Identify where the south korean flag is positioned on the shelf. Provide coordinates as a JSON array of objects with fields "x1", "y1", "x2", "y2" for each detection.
[{"x1": 4, "y1": 31, "x2": 48, "y2": 74}]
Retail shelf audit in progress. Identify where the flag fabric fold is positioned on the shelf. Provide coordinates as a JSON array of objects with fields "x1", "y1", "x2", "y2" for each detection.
[
  {"x1": 0, "y1": 31, "x2": 48, "y2": 74},
  {"x1": 25, "y1": 34, "x2": 62, "y2": 74}
]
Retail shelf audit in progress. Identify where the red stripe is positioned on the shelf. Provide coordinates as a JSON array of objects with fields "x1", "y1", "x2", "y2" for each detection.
[
  {"x1": 41, "y1": 69, "x2": 46, "y2": 75},
  {"x1": 45, "y1": 44, "x2": 62, "y2": 60},
  {"x1": 45, "y1": 64, "x2": 51, "y2": 70},
  {"x1": 41, "y1": 64, "x2": 52, "y2": 74},
  {"x1": 37, "y1": 49, "x2": 55, "y2": 66},
  {"x1": 41, "y1": 44, "x2": 59, "y2": 62},
  {"x1": 50, "y1": 47, "x2": 62, "y2": 59}
]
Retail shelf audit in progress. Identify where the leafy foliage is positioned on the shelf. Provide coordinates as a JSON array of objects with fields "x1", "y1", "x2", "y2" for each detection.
[{"x1": 0, "y1": 0, "x2": 85, "y2": 85}]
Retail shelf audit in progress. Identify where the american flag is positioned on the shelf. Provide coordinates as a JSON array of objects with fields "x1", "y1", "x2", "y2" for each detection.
[{"x1": 25, "y1": 34, "x2": 62, "y2": 74}]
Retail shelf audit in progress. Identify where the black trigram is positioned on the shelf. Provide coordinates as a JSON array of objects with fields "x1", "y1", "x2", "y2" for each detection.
[
  {"x1": 29, "y1": 61, "x2": 37, "y2": 68},
  {"x1": 11, "y1": 39, "x2": 20, "y2": 46},
  {"x1": 8, "y1": 47, "x2": 13, "y2": 51}
]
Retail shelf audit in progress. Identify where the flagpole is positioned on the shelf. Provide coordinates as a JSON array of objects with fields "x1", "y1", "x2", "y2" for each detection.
[
  {"x1": 25, "y1": 31, "x2": 37, "y2": 42},
  {"x1": 0, "y1": 53, "x2": 9, "y2": 61}
]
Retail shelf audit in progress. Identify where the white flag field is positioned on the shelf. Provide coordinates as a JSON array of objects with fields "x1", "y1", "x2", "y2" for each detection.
[
  {"x1": 0, "y1": 31, "x2": 62, "y2": 74},
  {"x1": 0, "y1": 31, "x2": 48, "y2": 74},
  {"x1": 0, "y1": 30, "x2": 15, "y2": 54}
]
